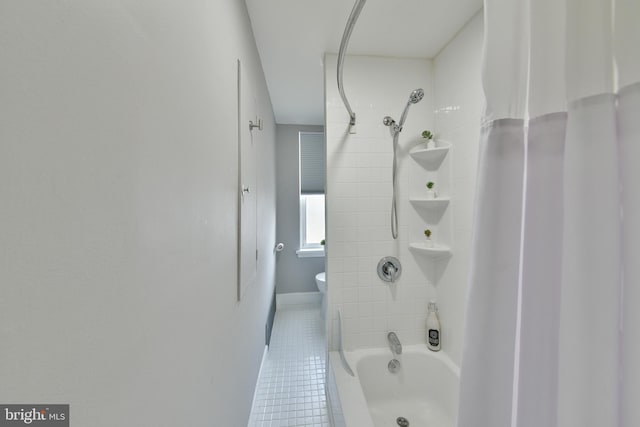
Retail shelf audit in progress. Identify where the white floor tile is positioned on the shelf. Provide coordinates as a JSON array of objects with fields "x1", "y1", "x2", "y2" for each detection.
[{"x1": 248, "y1": 304, "x2": 330, "y2": 427}]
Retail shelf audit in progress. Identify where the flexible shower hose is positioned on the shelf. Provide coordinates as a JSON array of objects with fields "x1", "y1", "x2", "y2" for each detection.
[{"x1": 391, "y1": 132, "x2": 399, "y2": 239}]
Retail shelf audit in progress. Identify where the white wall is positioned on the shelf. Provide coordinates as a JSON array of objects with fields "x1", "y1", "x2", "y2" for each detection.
[
  {"x1": 0, "y1": 1, "x2": 275, "y2": 425},
  {"x1": 275, "y1": 124, "x2": 325, "y2": 294},
  {"x1": 433, "y1": 11, "x2": 485, "y2": 365},
  {"x1": 325, "y1": 55, "x2": 436, "y2": 350}
]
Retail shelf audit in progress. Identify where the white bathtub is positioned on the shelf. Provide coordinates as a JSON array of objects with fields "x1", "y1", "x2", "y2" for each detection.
[{"x1": 328, "y1": 345, "x2": 460, "y2": 427}]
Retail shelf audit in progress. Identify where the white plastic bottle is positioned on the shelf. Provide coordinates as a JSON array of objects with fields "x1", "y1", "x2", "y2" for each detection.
[{"x1": 426, "y1": 301, "x2": 441, "y2": 352}]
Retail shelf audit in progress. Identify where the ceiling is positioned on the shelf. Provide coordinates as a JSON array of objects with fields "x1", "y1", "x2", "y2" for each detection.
[{"x1": 245, "y1": 0, "x2": 483, "y2": 125}]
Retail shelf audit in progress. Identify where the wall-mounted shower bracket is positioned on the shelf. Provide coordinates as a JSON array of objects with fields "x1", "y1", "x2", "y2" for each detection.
[
  {"x1": 383, "y1": 116, "x2": 402, "y2": 135},
  {"x1": 249, "y1": 118, "x2": 263, "y2": 131}
]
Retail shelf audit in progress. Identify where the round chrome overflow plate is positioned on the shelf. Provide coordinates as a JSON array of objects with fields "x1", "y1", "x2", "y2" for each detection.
[
  {"x1": 377, "y1": 256, "x2": 402, "y2": 282},
  {"x1": 397, "y1": 416, "x2": 410, "y2": 427}
]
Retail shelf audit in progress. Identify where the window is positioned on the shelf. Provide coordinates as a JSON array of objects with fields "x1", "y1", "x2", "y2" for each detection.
[
  {"x1": 301, "y1": 194, "x2": 325, "y2": 248},
  {"x1": 298, "y1": 132, "x2": 325, "y2": 256}
]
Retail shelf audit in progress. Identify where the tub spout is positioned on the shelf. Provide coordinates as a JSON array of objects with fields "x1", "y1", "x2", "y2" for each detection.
[{"x1": 387, "y1": 332, "x2": 402, "y2": 355}]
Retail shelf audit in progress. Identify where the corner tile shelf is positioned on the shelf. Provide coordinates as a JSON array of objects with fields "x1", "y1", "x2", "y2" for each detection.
[
  {"x1": 409, "y1": 144, "x2": 450, "y2": 166},
  {"x1": 409, "y1": 197, "x2": 450, "y2": 210},
  {"x1": 409, "y1": 243, "x2": 452, "y2": 259},
  {"x1": 409, "y1": 140, "x2": 452, "y2": 262}
]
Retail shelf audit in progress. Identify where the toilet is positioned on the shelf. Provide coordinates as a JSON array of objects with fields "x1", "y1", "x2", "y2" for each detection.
[
  {"x1": 315, "y1": 272, "x2": 326, "y2": 317},
  {"x1": 315, "y1": 272, "x2": 326, "y2": 294}
]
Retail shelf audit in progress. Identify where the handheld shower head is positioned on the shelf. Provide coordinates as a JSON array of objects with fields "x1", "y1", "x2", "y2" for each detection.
[
  {"x1": 384, "y1": 88, "x2": 425, "y2": 240},
  {"x1": 398, "y1": 88, "x2": 424, "y2": 128},
  {"x1": 409, "y1": 88, "x2": 424, "y2": 104}
]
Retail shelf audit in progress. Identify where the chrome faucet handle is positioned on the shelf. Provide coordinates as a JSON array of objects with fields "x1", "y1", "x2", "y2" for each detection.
[
  {"x1": 377, "y1": 257, "x2": 402, "y2": 283},
  {"x1": 386, "y1": 265, "x2": 396, "y2": 279}
]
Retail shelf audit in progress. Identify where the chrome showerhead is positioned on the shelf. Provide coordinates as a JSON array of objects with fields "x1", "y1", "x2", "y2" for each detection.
[
  {"x1": 398, "y1": 88, "x2": 424, "y2": 128},
  {"x1": 383, "y1": 116, "x2": 396, "y2": 126},
  {"x1": 409, "y1": 88, "x2": 424, "y2": 104}
]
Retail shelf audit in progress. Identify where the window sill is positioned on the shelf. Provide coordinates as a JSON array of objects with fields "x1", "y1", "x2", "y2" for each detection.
[{"x1": 296, "y1": 248, "x2": 325, "y2": 258}]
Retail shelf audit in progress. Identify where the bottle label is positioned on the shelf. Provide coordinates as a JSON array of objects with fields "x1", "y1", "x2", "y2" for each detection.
[{"x1": 428, "y1": 329, "x2": 439, "y2": 347}]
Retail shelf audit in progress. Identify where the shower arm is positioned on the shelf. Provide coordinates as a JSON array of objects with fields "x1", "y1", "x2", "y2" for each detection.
[{"x1": 337, "y1": 0, "x2": 366, "y2": 132}]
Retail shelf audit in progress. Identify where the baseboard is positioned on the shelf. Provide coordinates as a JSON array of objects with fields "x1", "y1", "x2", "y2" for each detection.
[
  {"x1": 249, "y1": 345, "x2": 269, "y2": 418},
  {"x1": 276, "y1": 291, "x2": 321, "y2": 309},
  {"x1": 265, "y1": 290, "x2": 276, "y2": 346}
]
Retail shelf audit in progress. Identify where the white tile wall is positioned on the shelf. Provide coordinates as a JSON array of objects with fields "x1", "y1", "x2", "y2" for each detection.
[
  {"x1": 325, "y1": 55, "x2": 438, "y2": 351},
  {"x1": 433, "y1": 11, "x2": 485, "y2": 366},
  {"x1": 324, "y1": 14, "x2": 485, "y2": 360}
]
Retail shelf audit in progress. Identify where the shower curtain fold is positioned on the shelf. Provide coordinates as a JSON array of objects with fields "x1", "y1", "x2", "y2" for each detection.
[
  {"x1": 619, "y1": 82, "x2": 640, "y2": 427},
  {"x1": 516, "y1": 112, "x2": 566, "y2": 427},
  {"x1": 457, "y1": 119, "x2": 524, "y2": 427},
  {"x1": 558, "y1": 93, "x2": 620, "y2": 427},
  {"x1": 457, "y1": 0, "x2": 640, "y2": 426}
]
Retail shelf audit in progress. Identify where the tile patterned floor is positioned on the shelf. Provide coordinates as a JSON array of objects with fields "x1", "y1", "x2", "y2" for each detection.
[{"x1": 248, "y1": 303, "x2": 330, "y2": 427}]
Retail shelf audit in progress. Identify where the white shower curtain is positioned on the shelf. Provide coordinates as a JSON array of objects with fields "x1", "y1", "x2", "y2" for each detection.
[{"x1": 458, "y1": 0, "x2": 640, "y2": 426}]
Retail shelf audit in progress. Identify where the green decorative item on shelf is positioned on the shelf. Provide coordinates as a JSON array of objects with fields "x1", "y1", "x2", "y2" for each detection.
[
  {"x1": 422, "y1": 130, "x2": 436, "y2": 149},
  {"x1": 320, "y1": 239, "x2": 325, "y2": 246},
  {"x1": 426, "y1": 181, "x2": 437, "y2": 199},
  {"x1": 424, "y1": 228, "x2": 434, "y2": 247}
]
